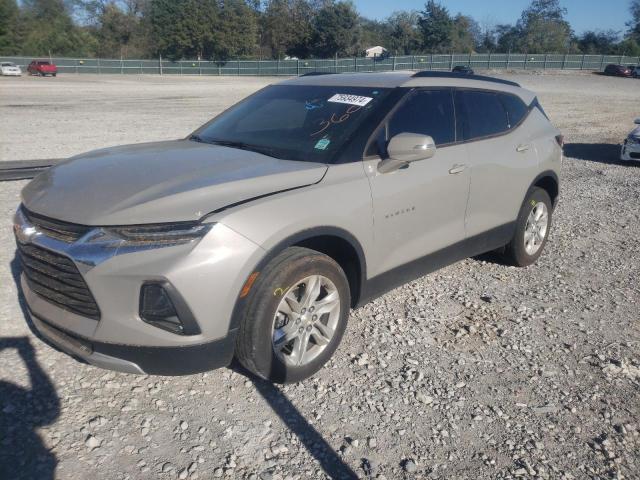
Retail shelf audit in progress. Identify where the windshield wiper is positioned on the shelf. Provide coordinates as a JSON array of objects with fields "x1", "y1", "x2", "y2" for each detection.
[{"x1": 209, "y1": 140, "x2": 279, "y2": 158}]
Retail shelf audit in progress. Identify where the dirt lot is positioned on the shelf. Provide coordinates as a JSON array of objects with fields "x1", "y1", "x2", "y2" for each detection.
[
  {"x1": 0, "y1": 74, "x2": 274, "y2": 162},
  {"x1": 1, "y1": 72, "x2": 639, "y2": 480}
]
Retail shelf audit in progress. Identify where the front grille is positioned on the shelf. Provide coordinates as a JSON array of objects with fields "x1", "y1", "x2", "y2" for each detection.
[
  {"x1": 17, "y1": 242, "x2": 101, "y2": 319},
  {"x1": 22, "y1": 208, "x2": 92, "y2": 243}
]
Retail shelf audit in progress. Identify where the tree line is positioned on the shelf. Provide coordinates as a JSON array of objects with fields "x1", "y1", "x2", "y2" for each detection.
[{"x1": 1, "y1": 0, "x2": 639, "y2": 60}]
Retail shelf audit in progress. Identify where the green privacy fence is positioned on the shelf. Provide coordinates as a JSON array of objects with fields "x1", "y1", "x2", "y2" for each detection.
[{"x1": 2, "y1": 53, "x2": 639, "y2": 76}]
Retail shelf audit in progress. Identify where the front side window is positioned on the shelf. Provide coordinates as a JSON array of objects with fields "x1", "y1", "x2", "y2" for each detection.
[
  {"x1": 388, "y1": 89, "x2": 456, "y2": 145},
  {"x1": 366, "y1": 89, "x2": 456, "y2": 157},
  {"x1": 194, "y1": 85, "x2": 391, "y2": 163},
  {"x1": 455, "y1": 90, "x2": 509, "y2": 141}
]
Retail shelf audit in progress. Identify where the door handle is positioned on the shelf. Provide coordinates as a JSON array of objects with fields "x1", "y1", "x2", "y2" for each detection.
[
  {"x1": 516, "y1": 144, "x2": 531, "y2": 152},
  {"x1": 449, "y1": 164, "x2": 467, "y2": 174}
]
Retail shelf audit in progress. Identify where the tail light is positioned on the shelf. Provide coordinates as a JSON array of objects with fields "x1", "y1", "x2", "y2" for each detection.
[{"x1": 555, "y1": 135, "x2": 564, "y2": 147}]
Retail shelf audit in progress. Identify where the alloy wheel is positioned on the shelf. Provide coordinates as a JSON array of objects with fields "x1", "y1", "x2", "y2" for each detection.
[
  {"x1": 271, "y1": 275, "x2": 341, "y2": 367},
  {"x1": 524, "y1": 202, "x2": 549, "y2": 255}
]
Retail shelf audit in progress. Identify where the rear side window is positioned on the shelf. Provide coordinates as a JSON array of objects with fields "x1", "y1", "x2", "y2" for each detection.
[
  {"x1": 455, "y1": 90, "x2": 509, "y2": 141},
  {"x1": 499, "y1": 93, "x2": 529, "y2": 128}
]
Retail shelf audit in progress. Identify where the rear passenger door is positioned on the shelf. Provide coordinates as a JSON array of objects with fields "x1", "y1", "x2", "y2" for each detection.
[
  {"x1": 454, "y1": 89, "x2": 539, "y2": 239},
  {"x1": 364, "y1": 88, "x2": 471, "y2": 277}
]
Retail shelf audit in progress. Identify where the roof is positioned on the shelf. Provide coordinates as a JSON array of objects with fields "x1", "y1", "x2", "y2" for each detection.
[
  {"x1": 282, "y1": 70, "x2": 536, "y2": 103},
  {"x1": 285, "y1": 71, "x2": 415, "y2": 88}
]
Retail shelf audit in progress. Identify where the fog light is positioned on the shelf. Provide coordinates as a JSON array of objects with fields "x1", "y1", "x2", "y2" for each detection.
[{"x1": 140, "y1": 284, "x2": 185, "y2": 334}]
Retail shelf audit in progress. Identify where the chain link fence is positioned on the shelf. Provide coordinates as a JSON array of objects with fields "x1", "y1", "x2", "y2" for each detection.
[{"x1": 2, "y1": 53, "x2": 639, "y2": 76}]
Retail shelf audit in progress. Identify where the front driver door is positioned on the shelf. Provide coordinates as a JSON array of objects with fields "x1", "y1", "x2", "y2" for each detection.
[{"x1": 363, "y1": 88, "x2": 471, "y2": 279}]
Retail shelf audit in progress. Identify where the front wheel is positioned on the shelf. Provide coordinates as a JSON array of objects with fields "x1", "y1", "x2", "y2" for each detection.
[
  {"x1": 236, "y1": 247, "x2": 350, "y2": 383},
  {"x1": 504, "y1": 187, "x2": 552, "y2": 267}
]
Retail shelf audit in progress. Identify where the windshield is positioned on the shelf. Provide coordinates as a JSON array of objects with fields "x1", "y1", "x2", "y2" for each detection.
[
  {"x1": 2, "y1": 63, "x2": 15, "y2": 67},
  {"x1": 37, "y1": 61, "x2": 50, "y2": 65},
  {"x1": 193, "y1": 84, "x2": 391, "y2": 162}
]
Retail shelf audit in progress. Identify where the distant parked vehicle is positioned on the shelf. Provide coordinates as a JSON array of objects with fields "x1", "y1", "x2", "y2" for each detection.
[
  {"x1": 629, "y1": 66, "x2": 639, "y2": 78},
  {"x1": 621, "y1": 118, "x2": 640, "y2": 162},
  {"x1": 452, "y1": 65, "x2": 474, "y2": 75},
  {"x1": 1, "y1": 62, "x2": 22, "y2": 76},
  {"x1": 603, "y1": 64, "x2": 633, "y2": 77},
  {"x1": 27, "y1": 60, "x2": 57, "y2": 77}
]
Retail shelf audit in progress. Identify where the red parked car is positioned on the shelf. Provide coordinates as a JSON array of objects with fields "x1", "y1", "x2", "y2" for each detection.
[{"x1": 27, "y1": 60, "x2": 57, "y2": 77}]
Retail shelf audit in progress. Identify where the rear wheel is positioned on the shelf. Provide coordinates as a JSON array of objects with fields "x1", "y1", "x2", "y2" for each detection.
[
  {"x1": 236, "y1": 247, "x2": 350, "y2": 383},
  {"x1": 504, "y1": 187, "x2": 552, "y2": 267}
]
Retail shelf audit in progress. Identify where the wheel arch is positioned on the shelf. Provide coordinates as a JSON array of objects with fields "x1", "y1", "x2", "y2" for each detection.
[
  {"x1": 229, "y1": 227, "x2": 367, "y2": 331},
  {"x1": 530, "y1": 170, "x2": 559, "y2": 208}
]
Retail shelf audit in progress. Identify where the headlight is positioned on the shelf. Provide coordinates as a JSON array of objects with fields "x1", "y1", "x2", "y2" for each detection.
[
  {"x1": 627, "y1": 136, "x2": 640, "y2": 145},
  {"x1": 104, "y1": 222, "x2": 212, "y2": 246}
]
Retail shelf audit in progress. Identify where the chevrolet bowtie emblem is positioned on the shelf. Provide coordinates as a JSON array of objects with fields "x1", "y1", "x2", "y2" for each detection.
[{"x1": 14, "y1": 223, "x2": 38, "y2": 243}]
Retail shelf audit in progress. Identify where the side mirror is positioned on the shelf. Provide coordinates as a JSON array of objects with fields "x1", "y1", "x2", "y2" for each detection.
[
  {"x1": 635, "y1": 118, "x2": 640, "y2": 125},
  {"x1": 378, "y1": 133, "x2": 436, "y2": 174}
]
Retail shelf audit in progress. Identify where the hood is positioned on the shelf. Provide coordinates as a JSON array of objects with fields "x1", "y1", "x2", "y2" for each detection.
[{"x1": 22, "y1": 140, "x2": 327, "y2": 225}]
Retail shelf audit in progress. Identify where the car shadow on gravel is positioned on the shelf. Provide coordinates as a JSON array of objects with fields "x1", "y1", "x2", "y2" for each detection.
[
  {"x1": 0, "y1": 336, "x2": 60, "y2": 480},
  {"x1": 2, "y1": 256, "x2": 61, "y2": 479},
  {"x1": 230, "y1": 361, "x2": 358, "y2": 480},
  {"x1": 564, "y1": 143, "x2": 639, "y2": 166}
]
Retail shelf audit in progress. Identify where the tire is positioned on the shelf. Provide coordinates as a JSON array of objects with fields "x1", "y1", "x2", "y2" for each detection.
[
  {"x1": 504, "y1": 187, "x2": 552, "y2": 267},
  {"x1": 236, "y1": 246, "x2": 350, "y2": 383}
]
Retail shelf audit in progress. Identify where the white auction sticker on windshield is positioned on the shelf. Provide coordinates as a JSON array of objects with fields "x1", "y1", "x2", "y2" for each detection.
[{"x1": 328, "y1": 94, "x2": 373, "y2": 107}]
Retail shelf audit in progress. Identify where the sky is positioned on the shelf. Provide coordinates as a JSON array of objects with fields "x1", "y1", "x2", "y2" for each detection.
[{"x1": 352, "y1": 0, "x2": 631, "y2": 34}]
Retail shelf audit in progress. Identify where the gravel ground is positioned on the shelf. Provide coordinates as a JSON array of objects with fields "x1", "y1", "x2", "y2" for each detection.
[
  {"x1": 1, "y1": 72, "x2": 639, "y2": 480},
  {"x1": 0, "y1": 74, "x2": 274, "y2": 162}
]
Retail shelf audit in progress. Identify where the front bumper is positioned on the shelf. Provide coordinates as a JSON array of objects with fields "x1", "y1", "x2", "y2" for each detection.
[
  {"x1": 14, "y1": 207, "x2": 265, "y2": 374},
  {"x1": 621, "y1": 140, "x2": 640, "y2": 161},
  {"x1": 28, "y1": 304, "x2": 237, "y2": 375}
]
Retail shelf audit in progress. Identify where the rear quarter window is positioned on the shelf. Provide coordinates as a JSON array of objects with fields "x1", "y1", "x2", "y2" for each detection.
[{"x1": 499, "y1": 93, "x2": 529, "y2": 128}]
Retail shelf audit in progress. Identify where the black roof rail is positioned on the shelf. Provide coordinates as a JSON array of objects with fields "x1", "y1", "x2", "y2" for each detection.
[
  {"x1": 412, "y1": 70, "x2": 520, "y2": 87},
  {"x1": 299, "y1": 71, "x2": 335, "y2": 77}
]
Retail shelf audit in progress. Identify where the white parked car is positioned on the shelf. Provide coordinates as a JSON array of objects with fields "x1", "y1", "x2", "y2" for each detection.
[
  {"x1": 621, "y1": 118, "x2": 640, "y2": 162},
  {"x1": 1, "y1": 62, "x2": 22, "y2": 76}
]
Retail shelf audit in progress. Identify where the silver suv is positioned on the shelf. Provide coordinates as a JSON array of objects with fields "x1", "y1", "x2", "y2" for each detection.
[{"x1": 14, "y1": 71, "x2": 562, "y2": 382}]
